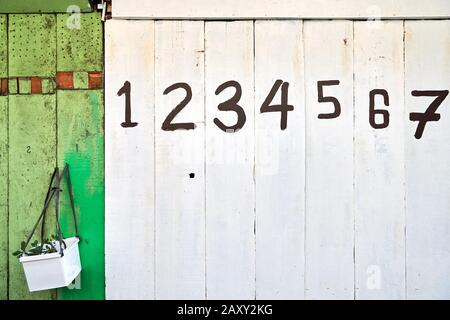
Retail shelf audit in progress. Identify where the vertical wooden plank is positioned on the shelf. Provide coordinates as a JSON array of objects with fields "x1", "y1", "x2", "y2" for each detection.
[
  {"x1": 154, "y1": 21, "x2": 205, "y2": 299},
  {"x1": 0, "y1": 14, "x2": 7, "y2": 300},
  {"x1": 205, "y1": 21, "x2": 255, "y2": 299},
  {"x1": 56, "y1": 12, "x2": 104, "y2": 300},
  {"x1": 254, "y1": 20, "x2": 304, "y2": 299},
  {"x1": 105, "y1": 20, "x2": 155, "y2": 299},
  {"x1": 405, "y1": 20, "x2": 450, "y2": 299},
  {"x1": 57, "y1": 91, "x2": 104, "y2": 299},
  {"x1": 304, "y1": 20, "x2": 354, "y2": 299},
  {"x1": 8, "y1": 14, "x2": 57, "y2": 300},
  {"x1": 354, "y1": 21, "x2": 405, "y2": 299},
  {"x1": 8, "y1": 96, "x2": 56, "y2": 301}
]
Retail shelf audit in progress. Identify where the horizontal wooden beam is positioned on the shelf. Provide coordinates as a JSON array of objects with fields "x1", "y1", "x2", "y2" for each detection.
[
  {"x1": 112, "y1": 0, "x2": 450, "y2": 20},
  {"x1": 0, "y1": 0, "x2": 93, "y2": 14}
]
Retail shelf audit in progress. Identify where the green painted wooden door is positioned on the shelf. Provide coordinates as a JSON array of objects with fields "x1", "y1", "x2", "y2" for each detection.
[{"x1": 0, "y1": 12, "x2": 104, "y2": 300}]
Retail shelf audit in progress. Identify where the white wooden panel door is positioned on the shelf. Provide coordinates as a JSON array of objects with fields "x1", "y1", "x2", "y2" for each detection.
[
  {"x1": 154, "y1": 20, "x2": 206, "y2": 299},
  {"x1": 254, "y1": 20, "x2": 305, "y2": 299},
  {"x1": 205, "y1": 21, "x2": 255, "y2": 299},
  {"x1": 304, "y1": 20, "x2": 354, "y2": 300},
  {"x1": 354, "y1": 21, "x2": 406, "y2": 299},
  {"x1": 105, "y1": 20, "x2": 155, "y2": 299},
  {"x1": 105, "y1": 16, "x2": 450, "y2": 300},
  {"x1": 404, "y1": 20, "x2": 450, "y2": 299}
]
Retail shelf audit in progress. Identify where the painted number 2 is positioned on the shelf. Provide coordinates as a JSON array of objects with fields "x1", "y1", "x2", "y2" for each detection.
[{"x1": 162, "y1": 82, "x2": 196, "y2": 131}]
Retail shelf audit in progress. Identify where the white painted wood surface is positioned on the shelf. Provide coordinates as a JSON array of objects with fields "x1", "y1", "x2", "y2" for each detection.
[
  {"x1": 304, "y1": 20, "x2": 354, "y2": 299},
  {"x1": 254, "y1": 20, "x2": 304, "y2": 299},
  {"x1": 404, "y1": 20, "x2": 450, "y2": 300},
  {"x1": 105, "y1": 20, "x2": 156, "y2": 300},
  {"x1": 113, "y1": 0, "x2": 450, "y2": 19},
  {"x1": 154, "y1": 21, "x2": 206, "y2": 299},
  {"x1": 105, "y1": 18, "x2": 450, "y2": 300},
  {"x1": 205, "y1": 21, "x2": 255, "y2": 299},
  {"x1": 354, "y1": 21, "x2": 405, "y2": 299}
]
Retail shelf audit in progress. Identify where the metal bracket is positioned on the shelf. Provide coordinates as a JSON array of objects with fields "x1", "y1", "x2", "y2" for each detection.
[{"x1": 97, "y1": 0, "x2": 112, "y2": 21}]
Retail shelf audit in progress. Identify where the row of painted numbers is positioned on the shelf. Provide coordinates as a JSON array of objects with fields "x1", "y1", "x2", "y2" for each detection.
[{"x1": 117, "y1": 80, "x2": 449, "y2": 140}]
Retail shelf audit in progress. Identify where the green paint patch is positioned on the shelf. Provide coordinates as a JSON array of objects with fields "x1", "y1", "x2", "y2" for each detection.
[
  {"x1": 0, "y1": 0, "x2": 93, "y2": 13},
  {"x1": 8, "y1": 79, "x2": 17, "y2": 94},
  {"x1": 73, "y1": 71, "x2": 88, "y2": 89},
  {"x1": 57, "y1": 90, "x2": 104, "y2": 300},
  {"x1": 19, "y1": 78, "x2": 31, "y2": 94},
  {"x1": 42, "y1": 78, "x2": 55, "y2": 94},
  {"x1": 55, "y1": 11, "x2": 104, "y2": 300}
]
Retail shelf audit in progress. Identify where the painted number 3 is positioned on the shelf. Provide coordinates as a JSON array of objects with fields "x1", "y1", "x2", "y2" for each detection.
[{"x1": 117, "y1": 80, "x2": 448, "y2": 140}]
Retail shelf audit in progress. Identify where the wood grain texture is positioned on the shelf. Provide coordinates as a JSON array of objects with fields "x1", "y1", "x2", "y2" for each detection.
[
  {"x1": 205, "y1": 21, "x2": 255, "y2": 299},
  {"x1": 254, "y1": 20, "x2": 304, "y2": 299},
  {"x1": 304, "y1": 20, "x2": 354, "y2": 299},
  {"x1": 105, "y1": 20, "x2": 155, "y2": 300},
  {"x1": 154, "y1": 20, "x2": 206, "y2": 299},
  {"x1": 113, "y1": 0, "x2": 450, "y2": 19},
  {"x1": 354, "y1": 20, "x2": 405, "y2": 299},
  {"x1": 404, "y1": 20, "x2": 450, "y2": 299},
  {"x1": 0, "y1": 14, "x2": 7, "y2": 300}
]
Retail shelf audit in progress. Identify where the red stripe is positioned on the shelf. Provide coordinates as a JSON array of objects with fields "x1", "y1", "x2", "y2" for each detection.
[
  {"x1": 0, "y1": 78, "x2": 7, "y2": 96},
  {"x1": 31, "y1": 77, "x2": 42, "y2": 94},
  {"x1": 88, "y1": 72, "x2": 103, "y2": 89},
  {"x1": 56, "y1": 72, "x2": 74, "y2": 89}
]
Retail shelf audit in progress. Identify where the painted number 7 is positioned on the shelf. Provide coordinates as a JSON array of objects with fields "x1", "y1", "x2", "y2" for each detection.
[{"x1": 410, "y1": 90, "x2": 448, "y2": 139}]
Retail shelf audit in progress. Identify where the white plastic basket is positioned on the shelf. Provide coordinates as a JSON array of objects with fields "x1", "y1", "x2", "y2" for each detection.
[{"x1": 19, "y1": 237, "x2": 81, "y2": 292}]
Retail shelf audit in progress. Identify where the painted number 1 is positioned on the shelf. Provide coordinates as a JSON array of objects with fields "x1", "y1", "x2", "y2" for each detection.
[{"x1": 117, "y1": 81, "x2": 138, "y2": 128}]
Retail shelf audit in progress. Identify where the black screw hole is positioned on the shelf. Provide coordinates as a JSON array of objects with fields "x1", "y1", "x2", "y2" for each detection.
[{"x1": 189, "y1": 173, "x2": 195, "y2": 179}]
